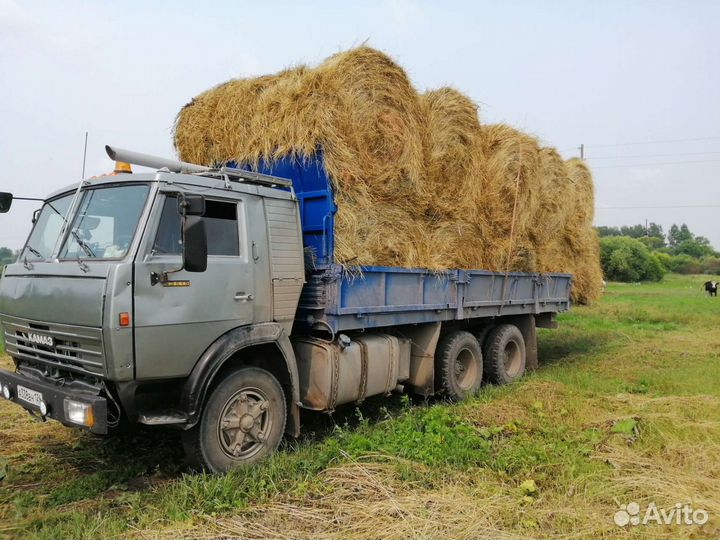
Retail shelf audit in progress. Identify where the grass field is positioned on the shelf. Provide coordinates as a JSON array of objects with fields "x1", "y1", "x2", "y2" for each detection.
[{"x1": 0, "y1": 273, "x2": 718, "y2": 539}]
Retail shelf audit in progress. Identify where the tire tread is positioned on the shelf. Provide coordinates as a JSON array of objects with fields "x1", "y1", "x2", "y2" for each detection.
[
  {"x1": 483, "y1": 324, "x2": 526, "y2": 385},
  {"x1": 183, "y1": 367, "x2": 286, "y2": 473}
]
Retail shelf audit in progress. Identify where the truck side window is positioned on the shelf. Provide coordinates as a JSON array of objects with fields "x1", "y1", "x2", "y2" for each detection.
[
  {"x1": 153, "y1": 196, "x2": 240, "y2": 256},
  {"x1": 204, "y1": 200, "x2": 239, "y2": 256},
  {"x1": 153, "y1": 197, "x2": 182, "y2": 254}
]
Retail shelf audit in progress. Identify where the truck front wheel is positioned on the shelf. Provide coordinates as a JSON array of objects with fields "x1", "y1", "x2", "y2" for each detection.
[
  {"x1": 483, "y1": 324, "x2": 526, "y2": 385},
  {"x1": 183, "y1": 367, "x2": 286, "y2": 473}
]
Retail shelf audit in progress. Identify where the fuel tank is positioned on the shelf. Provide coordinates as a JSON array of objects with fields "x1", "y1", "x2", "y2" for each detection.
[{"x1": 292, "y1": 333, "x2": 411, "y2": 411}]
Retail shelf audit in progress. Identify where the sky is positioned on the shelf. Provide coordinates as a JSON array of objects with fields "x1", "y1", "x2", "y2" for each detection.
[{"x1": 1, "y1": 0, "x2": 719, "y2": 250}]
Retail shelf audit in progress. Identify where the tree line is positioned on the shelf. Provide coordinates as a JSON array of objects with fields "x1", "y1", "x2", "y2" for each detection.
[
  {"x1": 0, "y1": 247, "x2": 18, "y2": 267},
  {"x1": 596, "y1": 223, "x2": 720, "y2": 282},
  {"x1": 0, "y1": 247, "x2": 21, "y2": 278}
]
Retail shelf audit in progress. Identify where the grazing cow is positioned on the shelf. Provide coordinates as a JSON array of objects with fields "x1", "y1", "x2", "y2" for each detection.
[{"x1": 705, "y1": 281, "x2": 718, "y2": 297}]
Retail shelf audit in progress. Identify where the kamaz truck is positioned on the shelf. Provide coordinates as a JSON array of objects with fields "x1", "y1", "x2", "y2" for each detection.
[{"x1": 0, "y1": 146, "x2": 571, "y2": 472}]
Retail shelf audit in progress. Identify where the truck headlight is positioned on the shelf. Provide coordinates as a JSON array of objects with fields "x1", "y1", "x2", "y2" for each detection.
[
  {"x1": 1, "y1": 384, "x2": 9, "y2": 400},
  {"x1": 63, "y1": 399, "x2": 94, "y2": 428}
]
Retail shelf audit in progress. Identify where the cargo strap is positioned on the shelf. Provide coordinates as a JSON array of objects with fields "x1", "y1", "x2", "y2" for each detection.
[
  {"x1": 384, "y1": 335, "x2": 396, "y2": 395},
  {"x1": 357, "y1": 339, "x2": 369, "y2": 403},
  {"x1": 329, "y1": 345, "x2": 340, "y2": 412}
]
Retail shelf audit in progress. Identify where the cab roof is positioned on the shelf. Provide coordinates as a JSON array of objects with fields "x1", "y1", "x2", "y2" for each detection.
[{"x1": 46, "y1": 170, "x2": 297, "y2": 203}]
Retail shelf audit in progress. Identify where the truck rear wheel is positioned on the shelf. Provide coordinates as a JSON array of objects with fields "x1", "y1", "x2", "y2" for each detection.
[
  {"x1": 435, "y1": 330, "x2": 483, "y2": 401},
  {"x1": 483, "y1": 324, "x2": 526, "y2": 385},
  {"x1": 183, "y1": 367, "x2": 286, "y2": 473}
]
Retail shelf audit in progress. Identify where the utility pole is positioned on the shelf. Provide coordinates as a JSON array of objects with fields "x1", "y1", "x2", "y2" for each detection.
[
  {"x1": 579, "y1": 143, "x2": 584, "y2": 160},
  {"x1": 645, "y1": 218, "x2": 649, "y2": 237}
]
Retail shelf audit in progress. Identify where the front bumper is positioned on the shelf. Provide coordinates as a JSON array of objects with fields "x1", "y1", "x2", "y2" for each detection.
[{"x1": 0, "y1": 369, "x2": 108, "y2": 434}]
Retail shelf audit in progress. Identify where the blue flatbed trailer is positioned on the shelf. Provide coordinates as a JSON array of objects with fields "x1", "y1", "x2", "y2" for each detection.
[{"x1": 297, "y1": 265, "x2": 571, "y2": 333}]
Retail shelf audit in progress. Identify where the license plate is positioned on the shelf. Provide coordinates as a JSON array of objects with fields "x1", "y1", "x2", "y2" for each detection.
[{"x1": 17, "y1": 385, "x2": 44, "y2": 407}]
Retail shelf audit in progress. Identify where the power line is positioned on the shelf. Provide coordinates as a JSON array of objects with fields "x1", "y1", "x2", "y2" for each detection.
[
  {"x1": 591, "y1": 159, "x2": 720, "y2": 169},
  {"x1": 597, "y1": 204, "x2": 720, "y2": 210},
  {"x1": 587, "y1": 150, "x2": 720, "y2": 160},
  {"x1": 584, "y1": 136, "x2": 720, "y2": 148}
]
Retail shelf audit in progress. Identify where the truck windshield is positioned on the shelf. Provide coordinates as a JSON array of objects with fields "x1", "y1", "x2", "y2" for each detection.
[
  {"x1": 21, "y1": 194, "x2": 74, "y2": 261},
  {"x1": 60, "y1": 184, "x2": 150, "y2": 260}
]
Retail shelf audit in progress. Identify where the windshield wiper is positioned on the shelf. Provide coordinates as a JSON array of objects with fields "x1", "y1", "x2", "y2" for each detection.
[
  {"x1": 23, "y1": 244, "x2": 44, "y2": 270},
  {"x1": 71, "y1": 230, "x2": 96, "y2": 258},
  {"x1": 25, "y1": 245, "x2": 45, "y2": 260},
  {"x1": 46, "y1": 201, "x2": 66, "y2": 222}
]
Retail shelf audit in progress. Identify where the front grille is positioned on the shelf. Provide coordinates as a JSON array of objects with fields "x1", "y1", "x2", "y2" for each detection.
[{"x1": 1, "y1": 314, "x2": 105, "y2": 376}]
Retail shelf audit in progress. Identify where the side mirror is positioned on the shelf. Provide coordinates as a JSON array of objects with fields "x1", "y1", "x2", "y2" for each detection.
[
  {"x1": 0, "y1": 192, "x2": 13, "y2": 213},
  {"x1": 32, "y1": 208, "x2": 41, "y2": 224},
  {"x1": 182, "y1": 215, "x2": 207, "y2": 272},
  {"x1": 153, "y1": 192, "x2": 207, "y2": 284},
  {"x1": 178, "y1": 194, "x2": 205, "y2": 216}
]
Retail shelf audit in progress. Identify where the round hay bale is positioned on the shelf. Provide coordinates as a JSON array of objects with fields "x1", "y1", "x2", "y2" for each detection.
[
  {"x1": 426, "y1": 221, "x2": 489, "y2": 270},
  {"x1": 565, "y1": 157, "x2": 594, "y2": 227},
  {"x1": 478, "y1": 124, "x2": 542, "y2": 235},
  {"x1": 565, "y1": 226, "x2": 602, "y2": 304},
  {"x1": 534, "y1": 237, "x2": 566, "y2": 274},
  {"x1": 421, "y1": 88, "x2": 480, "y2": 154},
  {"x1": 174, "y1": 47, "x2": 429, "y2": 266},
  {"x1": 334, "y1": 195, "x2": 430, "y2": 268},
  {"x1": 531, "y1": 147, "x2": 568, "y2": 249},
  {"x1": 556, "y1": 158, "x2": 601, "y2": 303},
  {"x1": 175, "y1": 47, "x2": 426, "y2": 202},
  {"x1": 420, "y1": 87, "x2": 485, "y2": 220},
  {"x1": 316, "y1": 47, "x2": 426, "y2": 190},
  {"x1": 174, "y1": 74, "x2": 284, "y2": 167}
]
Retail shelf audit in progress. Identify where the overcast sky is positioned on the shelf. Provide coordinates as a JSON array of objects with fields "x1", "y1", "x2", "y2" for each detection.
[{"x1": 1, "y1": 0, "x2": 718, "y2": 250}]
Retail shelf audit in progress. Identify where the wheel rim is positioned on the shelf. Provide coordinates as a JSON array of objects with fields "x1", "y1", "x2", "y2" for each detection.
[
  {"x1": 503, "y1": 340, "x2": 522, "y2": 377},
  {"x1": 454, "y1": 347, "x2": 478, "y2": 390},
  {"x1": 217, "y1": 386, "x2": 273, "y2": 461}
]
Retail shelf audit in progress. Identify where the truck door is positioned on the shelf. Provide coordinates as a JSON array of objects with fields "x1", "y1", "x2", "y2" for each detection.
[{"x1": 133, "y1": 193, "x2": 255, "y2": 379}]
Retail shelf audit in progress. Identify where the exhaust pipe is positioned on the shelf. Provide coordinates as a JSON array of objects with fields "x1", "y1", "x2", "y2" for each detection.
[
  {"x1": 105, "y1": 145, "x2": 294, "y2": 188},
  {"x1": 105, "y1": 145, "x2": 210, "y2": 174}
]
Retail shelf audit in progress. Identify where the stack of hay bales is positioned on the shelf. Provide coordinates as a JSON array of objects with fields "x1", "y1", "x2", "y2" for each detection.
[{"x1": 174, "y1": 47, "x2": 601, "y2": 304}]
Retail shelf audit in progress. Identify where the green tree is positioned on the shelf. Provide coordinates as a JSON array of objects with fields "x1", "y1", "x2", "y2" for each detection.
[
  {"x1": 654, "y1": 251, "x2": 672, "y2": 272},
  {"x1": 668, "y1": 223, "x2": 693, "y2": 248},
  {"x1": 599, "y1": 236, "x2": 665, "y2": 282},
  {"x1": 667, "y1": 254, "x2": 702, "y2": 274},
  {"x1": 675, "y1": 239, "x2": 714, "y2": 258},
  {"x1": 701, "y1": 256, "x2": 720, "y2": 275},
  {"x1": 694, "y1": 236, "x2": 711, "y2": 247},
  {"x1": 596, "y1": 226, "x2": 621, "y2": 237},
  {"x1": 638, "y1": 236, "x2": 665, "y2": 251},
  {"x1": 0, "y1": 247, "x2": 17, "y2": 265},
  {"x1": 620, "y1": 224, "x2": 647, "y2": 238},
  {"x1": 596, "y1": 223, "x2": 665, "y2": 246},
  {"x1": 647, "y1": 222, "x2": 664, "y2": 240}
]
